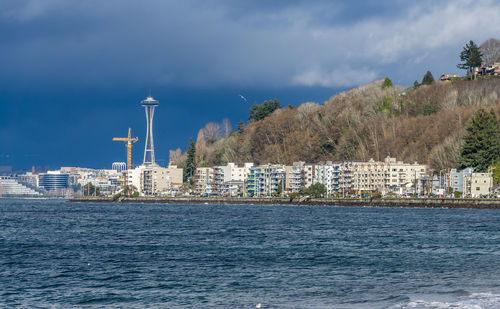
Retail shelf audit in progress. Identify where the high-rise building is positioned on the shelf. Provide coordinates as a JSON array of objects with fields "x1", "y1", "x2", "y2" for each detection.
[
  {"x1": 141, "y1": 96, "x2": 159, "y2": 166},
  {"x1": 38, "y1": 171, "x2": 69, "y2": 191}
]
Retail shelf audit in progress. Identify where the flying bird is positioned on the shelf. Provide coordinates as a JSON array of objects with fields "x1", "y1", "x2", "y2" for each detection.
[{"x1": 238, "y1": 94, "x2": 248, "y2": 103}]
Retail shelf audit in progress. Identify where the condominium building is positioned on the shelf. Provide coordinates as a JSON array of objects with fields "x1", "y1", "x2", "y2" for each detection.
[
  {"x1": 285, "y1": 161, "x2": 305, "y2": 193},
  {"x1": 339, "y1": 161, "x2": 354, "y2": 194},
  {"x1": 304, "y1": 164, "x2": 316, "y2": 188},
  {"x1": 250, "y1": 164, "x2": 285, "y2": 197},
  {"x1": 384, "y1": 157, "x2": 427, "y2": 191},
  {"x1": 348, "y1": 157, "x2": 427, "y2": 193},
  {"x1": 195, "y1": 167, "x2": 214, "y2": 196},
  {"x1": 200, "y1": 163, "x2": 253, "y2": 196},
  {"x1": 314, "y1": 162, "x2": 341, "y2": 196},
  {"x1": 311, "y1": 157, "x2": 427, "y2": 196},
  {"x1": 127, "y1": 164, "x2": 183, "y2": 196},
  {"x1": 351, "y1": 159, "x2": 391, "y2": 192}
]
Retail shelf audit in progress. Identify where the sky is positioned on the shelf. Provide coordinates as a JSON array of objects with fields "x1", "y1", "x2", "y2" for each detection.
[{"x1": 1, "y1": 0, "x2": 500, "y2": 170}]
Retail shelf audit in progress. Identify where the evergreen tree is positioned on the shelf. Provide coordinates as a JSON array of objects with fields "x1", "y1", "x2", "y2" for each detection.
[
  {"x1": 421, "y1": 71, "x2": 435, "y2": 85},
  {"x1": 249, "y1": 99, "x2": 281, "y2": 122},
  {"x1": 237, "y1": 120, "x2": 245, "y2": 134},
  {"x1": 457, "y1": 108, "x2": 500, "y2": 172},
  {"x1": 457, "y1": 40, "x2": 483, "y2": 76},
  {"x1": 214, "y1": 148, "x2": 226, "y2": 166},
  {"x1": 381, "y1": 77, "x2": 393, "y2": 89},
  {"x1": 413, "y1": 80, "x2": 420, "y2": 89},
  {"x1": 491, "y1": 160, "x2": 500, "y2": 185},
  {"x1": 248, "y1": 103, "x2": 259, "y2": 122},
  {"x1": 183, "y1": 138, "x2": 196, "y2": 184},
  {"x1": 276, "y1": 180, "x2": 283, "y2": 196},
  {"x1": 489, "y1": 109, "x2": 500, "y2": 155}
]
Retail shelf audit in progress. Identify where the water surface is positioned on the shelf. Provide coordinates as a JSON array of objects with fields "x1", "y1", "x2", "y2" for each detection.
[{"x1": 1, "y1": 199, "x2": 499, "y2": 308}]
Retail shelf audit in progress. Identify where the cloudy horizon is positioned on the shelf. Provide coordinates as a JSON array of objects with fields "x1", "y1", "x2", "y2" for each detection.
[{"x1": 1, "y1": 0, "x2": 499, "y2": 169}]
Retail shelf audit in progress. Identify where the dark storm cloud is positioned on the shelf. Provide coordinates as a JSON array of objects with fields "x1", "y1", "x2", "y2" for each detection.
[
  {"x1": 2, "y1": 0, "x2": 500, "y2": 170},
  {"x1": 1, "y1": 0, "x2": 499, "y2": 89}
]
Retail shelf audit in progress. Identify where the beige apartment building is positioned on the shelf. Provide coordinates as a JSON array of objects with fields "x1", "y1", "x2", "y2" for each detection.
[
  {"x1": 463, "y1": 172, "x2": 493, "y2": 197},
  {"x1": 195, "y1": 167, "x2": 214, "y2": 195},
  {"x1": 127, "y1": 164, "x2": 183, "y2": 196},
  {"x1": 350, "y1": 157, "x2": 427, "y2": 193}
]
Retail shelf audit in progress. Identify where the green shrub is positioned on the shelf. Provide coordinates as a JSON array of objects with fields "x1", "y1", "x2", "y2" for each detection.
[
  {"x1": 423, "y1": 103, "x2": 437, "y2": 115},
  {"x1": 381, "y1": 77, "x2": 393, "y2": 89}
]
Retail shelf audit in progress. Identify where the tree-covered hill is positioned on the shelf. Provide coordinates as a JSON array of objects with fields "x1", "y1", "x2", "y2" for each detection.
[{"x1": 171, "y1": 78, "x2": 500, "y2": 173}]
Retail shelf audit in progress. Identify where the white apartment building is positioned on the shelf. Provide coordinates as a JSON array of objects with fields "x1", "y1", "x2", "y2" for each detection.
[
  {"x1": 249, "y1": 164, "x2": 286, "y2": 197},
  {"x1": 197, "y1": 163, "x2": 253, "y2": 196},
  {"x1": 285, "y1": 162, "x2": 305, "y2": 193},
  {"x1": 314, "y1": 162, "x2": 341, "y2": 196}
]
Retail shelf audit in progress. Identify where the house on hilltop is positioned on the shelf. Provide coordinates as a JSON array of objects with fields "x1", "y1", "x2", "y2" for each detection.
[
  {"x1": 439, "y1": 73, "x2": 459, "y2": 81},
  {"x1": 474, "y1": 62, "x2": 500, "y2": 77}
]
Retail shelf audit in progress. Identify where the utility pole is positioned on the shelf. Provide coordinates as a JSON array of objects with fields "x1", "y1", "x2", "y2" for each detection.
[{"x1": 414, "y1": 170, "x2": 417, "y2": 197}]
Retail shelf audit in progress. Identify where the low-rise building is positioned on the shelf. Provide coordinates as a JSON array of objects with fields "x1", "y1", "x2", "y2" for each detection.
[
  {"x1": 439, "y1": 73, "x2": 459, "y2": 81},
  {"x1": 464, "y1": 172, "x2": 493, "y2": 197},
  {"x1": 450, "y1": 168, "x2": 473, "y2": 193}
]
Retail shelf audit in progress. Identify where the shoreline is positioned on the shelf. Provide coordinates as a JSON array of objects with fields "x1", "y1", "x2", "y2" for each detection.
[{"x1": 69, "y1": 197, "x2": 500, "y2": 209}]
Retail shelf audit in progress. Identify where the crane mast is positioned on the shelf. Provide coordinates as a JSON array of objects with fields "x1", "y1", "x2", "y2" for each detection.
[{"x1": 113, "y1": 128, "x2": 138, "y2": 170}]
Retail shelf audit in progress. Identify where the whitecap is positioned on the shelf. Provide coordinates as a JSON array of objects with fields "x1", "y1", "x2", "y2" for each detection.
[{"x1": 399, "y1": 291, "x2": 500, "y2": 309}]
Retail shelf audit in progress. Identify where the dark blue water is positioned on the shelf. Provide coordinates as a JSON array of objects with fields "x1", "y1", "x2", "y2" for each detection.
[{"x1": 1, "y1": 199, "x2": 500, "y2": 308}]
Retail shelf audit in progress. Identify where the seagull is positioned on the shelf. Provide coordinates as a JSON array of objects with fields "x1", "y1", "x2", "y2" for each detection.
[
  {"x1": 238, "y1": 94, "x2": 248, "y2": 103},
  {"x1": 256, "y1": 303, "x2": 262, "y2": 308}
]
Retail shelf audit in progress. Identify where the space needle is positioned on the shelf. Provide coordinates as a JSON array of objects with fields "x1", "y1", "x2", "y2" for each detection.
[{"x1": 141, "y1": 95, "x2": 159, "y2": 166}]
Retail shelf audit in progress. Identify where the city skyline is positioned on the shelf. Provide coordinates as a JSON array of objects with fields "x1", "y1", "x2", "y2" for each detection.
[{"x1": 2, "y1": 0, "x2": 500, "y2": 170}]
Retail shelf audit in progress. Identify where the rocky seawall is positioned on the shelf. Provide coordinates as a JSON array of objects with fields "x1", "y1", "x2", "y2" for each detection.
[{"x1": 70, "y1": 197, "x2": 500, "y2": 209}]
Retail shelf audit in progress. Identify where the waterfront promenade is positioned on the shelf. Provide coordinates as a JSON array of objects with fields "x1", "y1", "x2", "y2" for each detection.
[{"x1": 70, "y1": 197, "x2": 500, "y2": 209}]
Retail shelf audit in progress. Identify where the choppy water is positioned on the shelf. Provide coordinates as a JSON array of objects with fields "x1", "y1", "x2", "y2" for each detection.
[{"x1": 1, "y1": 199, "x2": 500, "y2": 308}]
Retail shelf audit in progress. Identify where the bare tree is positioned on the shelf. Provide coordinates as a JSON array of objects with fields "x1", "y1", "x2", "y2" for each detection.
[
  {"x1": 222, "y1": 118, "x2": 232, "y2": 137},
  {"x1": 480, "y1": 38, "x2": 500, "y2": 65},
  {"x1": 195, "y1": 129, "x2": 207, "y2": 164},
  {"x1": 202, "y1": 122, "x2": 222, "y2": 140},
  {"x1": 169, "y1": 148, "x2": 182, "y2": 166}
]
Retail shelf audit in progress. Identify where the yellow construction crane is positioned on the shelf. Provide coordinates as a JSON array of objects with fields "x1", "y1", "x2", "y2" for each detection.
[{"x1": 113, "y1": 128, "x2": 138, "y2": 170}]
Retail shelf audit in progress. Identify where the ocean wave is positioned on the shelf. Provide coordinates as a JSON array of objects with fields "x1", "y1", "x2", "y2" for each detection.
[{"x1": 400, "y1": 292, "x2": 500, "y2": 309}]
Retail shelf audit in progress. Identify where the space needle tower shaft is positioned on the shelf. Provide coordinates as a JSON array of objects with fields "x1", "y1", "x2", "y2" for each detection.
[{"x1": 141, "y1": 96, "x2": 159, "y2": 165}]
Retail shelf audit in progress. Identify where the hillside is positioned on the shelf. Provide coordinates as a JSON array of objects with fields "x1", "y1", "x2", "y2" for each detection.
[{"x1": 171, "y1": 78, "x2": 500, "y2": 172}]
